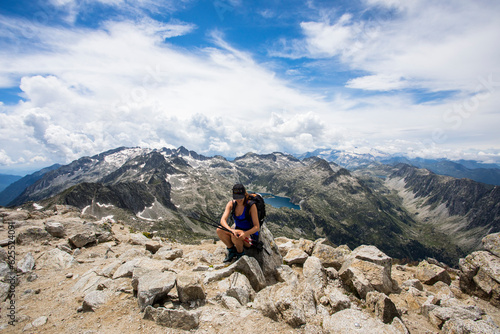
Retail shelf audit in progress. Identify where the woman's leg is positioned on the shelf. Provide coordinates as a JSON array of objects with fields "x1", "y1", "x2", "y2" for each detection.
[
  {"x1": 231, "y1": 230, "x2": 253, "y2": 253},
  {"x1": 217, "y1": 228, "x2": 233, "y2": 248}
]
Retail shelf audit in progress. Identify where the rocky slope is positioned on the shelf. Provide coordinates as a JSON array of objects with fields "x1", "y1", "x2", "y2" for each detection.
[{"x1": 1, "y1": 206, "x2": 499, "y2": 333}]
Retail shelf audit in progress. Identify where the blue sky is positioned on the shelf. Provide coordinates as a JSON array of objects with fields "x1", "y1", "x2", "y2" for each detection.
[{"x1": 1, "y1": 0, "x2": 500, "y2": 174}]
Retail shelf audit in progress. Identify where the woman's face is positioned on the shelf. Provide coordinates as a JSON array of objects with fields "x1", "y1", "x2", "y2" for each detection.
[{"x1": 235, "y1": 198, "x2": 245, "y2": 205}]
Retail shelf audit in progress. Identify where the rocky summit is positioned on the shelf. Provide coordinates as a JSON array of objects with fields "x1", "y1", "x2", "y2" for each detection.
[{"x1": 1, "y1": 206, "x2": 499, "y2": 333}]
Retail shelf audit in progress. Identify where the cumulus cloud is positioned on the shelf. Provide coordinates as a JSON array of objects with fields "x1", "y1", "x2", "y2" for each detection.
[
  {"x1": 0, "y1": 1, "x2": 499, "y2": 173},
  {"x1": 275, "y1": 0, "x2": 500, "y2": 94}
]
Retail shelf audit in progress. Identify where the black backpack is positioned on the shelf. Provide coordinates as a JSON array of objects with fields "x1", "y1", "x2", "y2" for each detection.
[{"x1": 231, "y1": 192, "x2": 266, "y2": 226}]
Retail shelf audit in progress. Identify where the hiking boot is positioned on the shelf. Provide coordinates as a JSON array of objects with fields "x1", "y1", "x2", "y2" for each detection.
[
  {"x1": 235, "y1": 250, "x2": 245, "y2": 260},
  {"x1": 223, "y1": 246, "x2": 237, "y2": 263}
]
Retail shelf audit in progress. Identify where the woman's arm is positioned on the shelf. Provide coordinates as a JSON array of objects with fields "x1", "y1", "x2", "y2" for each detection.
[{"x1": 219, "y1": 200, "x2": 234, "y2": 231}]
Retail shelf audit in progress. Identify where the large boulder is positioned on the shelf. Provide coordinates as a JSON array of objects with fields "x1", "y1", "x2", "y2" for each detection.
[
  {"x1": 17, "y1": 252, "x2": 35, "y2": 273},
  {"x1": 283, "y1": 248, "x2": 309, "y2": 265},
  {"x1": 366, "y1": 291, "x2": 400, "y2": 324},
  {"x1": 38, "y1": 248, "x2": 76, "y2": 270},
  {"x1": 82, "y1": 290, "x2": 110, "y2": 312},
  {"x1": 16, "y1": 227, "x2": 50, "y2": 245},
  {"x1": 44, "y1": 221, "x2": 66, "y2": 238},
  {"x1": 322, "y1": 309, "x2": 406, "y2": 334},
  {"x1": 254, "y1": 281, "x2": 316, "y2": 328},
  {"x1": 312, "y1": 243, "x2": 351, "y2": 270},
  {"x1": 144, "y1": 306, "x2": 201, "y2": 330},
  {"x1": 223, "y1": 272, "x2": 255, "y2": 305},
  {"x1": 137, "y1": 270, "x2": 177, "y2": 311},
  {"x1": 244, "y1": 224, "x2": 283, "y2": 286},
  {"x1": 303, "y1": 256, "x2": 327, "y2": 294},
  {"x1": 176, "y1": 271, "x2": 205, "y2": 303},
  {"x1": 416, "y1": 260, "x2": 451, "y2": 285},
  {"x1": 203, "y1": 255, "x2": 266, "y2": 292},
  {"x1": 339, "y1": 245, "x2": 398, "y2": 299},
  {"x1": 68, "y1": 232, "x2": 97, "y2": 248},
  {"x1": 482, "y1": 232, "x2": 500, "y2": 258},
  {"x1": 459, "y1": 250, "x2": 500, "y2": 307}
]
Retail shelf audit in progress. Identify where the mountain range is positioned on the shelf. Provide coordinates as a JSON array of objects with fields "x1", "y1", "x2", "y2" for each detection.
[
  {"x1": 296, "y1": 148, "x2": 500, "y2": 185},
  {"x1": 1, "y1": 146, "x2": 499, "y2": 266}
]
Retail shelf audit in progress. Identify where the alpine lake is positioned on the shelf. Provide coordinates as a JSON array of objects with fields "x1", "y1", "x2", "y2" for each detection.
[{"x1": 258, "y1": 193, "x2": 301, "y2": 210}]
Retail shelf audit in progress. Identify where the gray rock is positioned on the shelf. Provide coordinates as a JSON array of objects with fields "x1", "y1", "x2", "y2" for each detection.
[
  {"x1": 0, "y1": 248, "x2": 7, "y2": 262},
  {"x1": 325, "y1": 286, "x2": 351, "y2": 313},
  {"x1": 459, "y1": 250, "x2": 500, "y2": 307},
  {"x1": 99, "y1": 260, "x2": 122, "y2": 278},
  {"x1": 254, "y1": 282, "x2": 316, "y2": 328},
  {"x1": 221, "y1": 295, "x2": 242, "y2": 309},
  {"x1": 145, "y1": 241, "x2": 162, "y2": 254},
  {"x1": 82, "y1": 290, "x2": 109, "y2": 312},
  {"x1": 137, "y1": 270, "x2": 176, "y2": 311},
  {"x1": 312, "y1": 244, "x2": 351, "y2": 270},
  {"x1": 45, "y1": 221, "x2": 65, "y2": 238},
  {"x1": 68, "y1": 232, "x2": 97, "y2": 248},
  {"x1": 366, "y1": 291, "x2": 400, "y2": 324},
  {"x1": 71, "y1": 271, "x2": 107, "y2": 295},
  {"x1": 0, "y1": 282, "x2": 10, "y2": 302},
  {"x1": 442, "y1": 317, "x2": 500, "y2": 334},
  {"x1": 155, "y1": 308, "x2": 201, "y2": 330},
  {"x1": 0, "y1": 261, "x2": 10, "y2": 277},
  {"x1": 303, "y1": 256, "x2": 327, "y2": 294},
  {"x1": 129, "y1": 233, "x2": 150, "y2": 245},
  {"x1": 402, "y1": 279, "x2": 424, "y2": 291},
  {"x1": 38, "y1": 248, "x2": 75, "y2": 270},
  {"x1": 176, "y1": 271, "x2": 205, "y2": 303},
  {"x1": 482, "y1": 232, "x2": 500, "y2": 258},
  {"x1": 416, "y1": 260, "x2": 451, "y2": 285},
  {"x1": 322, "y1": 309, "x2": 404, "y2": 334},
  {"x1": 31, "y1": 316, "x2": 48, "y2": 327},
  {"x1": 243, "y1": 224, "x2": 283, "y2": 286},
  {"x1": 225, "y1": 272, "x2": 255, "y2": 305},
  {"x1": 153, "y1": 248, "x2": 183, "y2": 261},
  {"x1": 96, "y1": 231, "x2": 114, "y2": 243},
  {"x1": 351, "y1": 245, "x2": 392, "y2": 275},
  {"x1": 16, "y1": 227, "x2": 50, "y2": 245},
  {"x1": 112, "y1": 258, "x2": 142, "y2": 279},
  {"x1": 203, "y1": 255, "x2": 266, "y2": 292},
  {"x1": 283, "y1": 248, "x2": 309, "y2": 265},
  {"x1": 339, "y1": 257, "x2": 394, "y2": 299},
  {"x1": 17, "y1": 252, "x2": 35, "y2": 273},
  {"x1": 275, "y1": 265, "x2": 299, "y2": 284}
]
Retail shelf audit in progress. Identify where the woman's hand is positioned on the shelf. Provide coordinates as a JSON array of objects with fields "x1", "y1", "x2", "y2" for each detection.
[{"x1": 234, "y1": 230, "x2": 247, "y2": 239}]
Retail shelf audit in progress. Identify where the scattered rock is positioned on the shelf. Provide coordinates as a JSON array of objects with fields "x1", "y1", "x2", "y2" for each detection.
[
  {"x1": 38, "y1": 248, "x2": 76, "y2": 270},
  {"x1": 17, "y1": 252, "x2": 35, "y2": 273},
  {"x1": 416, "y1": 260, "x2": 451, "y2": 285},
  {"x1": 45, "y1": 221, "x2": 66, "y2": 238},
  {"x1": 69, "y1": 232, "x2": 97, "y2": 248},
  {"x1": 82, "y1": 290, "x2": 110, "y2": 312},
  {"x1": 482, "y1": 232, "x2": 500, "y2": 258},
  {"x1": 137, "y1": 270, "x2": 176, "y2": 311},
  {"x1": 283, "y1": 248, "x2": 309, "y2": 265},
  {"x1": 176, "y1": 271, "x2": 206, "y2": 303},
  {"x1": 366, "y1": 291, "x2": 400, "y2": 324}
]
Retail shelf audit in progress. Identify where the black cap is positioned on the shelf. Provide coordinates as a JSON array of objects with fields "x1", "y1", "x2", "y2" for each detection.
[{"x1": 232, "y1": 184, "x2": 246, "y2": 199}]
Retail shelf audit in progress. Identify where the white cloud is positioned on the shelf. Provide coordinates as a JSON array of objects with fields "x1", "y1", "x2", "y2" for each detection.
[
  {"x1": 0, "y1": 1, "x2": 499, "y2": 173},
  {"x1": 277, "y1": 0, "x2": 500, "y2": 94},
  {"x1": 345, "y1": 74, "x2": 407, "y2": 91},
  {"x1": 0, "y1": 150, "x2": 14, "y2": 166}
]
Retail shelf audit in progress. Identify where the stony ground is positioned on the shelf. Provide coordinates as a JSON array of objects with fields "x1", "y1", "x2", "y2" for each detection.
[{"x1": 0, "y1": 208, "x2": 499, "y2": 334}]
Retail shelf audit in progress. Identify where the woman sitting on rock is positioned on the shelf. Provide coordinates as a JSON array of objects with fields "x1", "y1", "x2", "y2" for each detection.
[{"x1": 217, "y1": 184, "x2": 260, "y2": 263}]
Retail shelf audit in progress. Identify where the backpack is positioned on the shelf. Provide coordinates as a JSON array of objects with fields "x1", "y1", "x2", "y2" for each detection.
[{"x1": 231, "y1": 192, "x2": 266, "y2": 226}]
